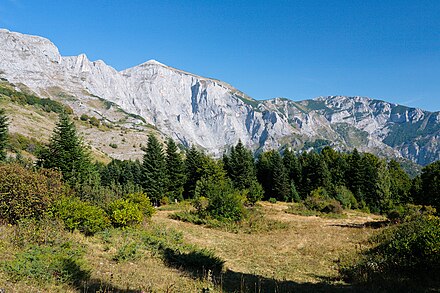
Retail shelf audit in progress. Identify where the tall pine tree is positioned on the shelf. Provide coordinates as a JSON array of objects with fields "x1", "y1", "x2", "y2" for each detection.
[
  {"x1": 0, "y1": 109, "x2": 8, "y2": 161},
  {"x1": 165, "y1": 138, "x2": 185, "y2": 201},
  {"x1": 225, "y1": 140, "x2": 256, "y2": 190},
  {"x1": 183, "y1": 145, "x2": 203, "y2": 199},
  {"x1": 37, "y1": 112, "x2": 98, "y2": 187},
  {"x1": 142, "y1": 134, "x2": 167, "y2": 205}
]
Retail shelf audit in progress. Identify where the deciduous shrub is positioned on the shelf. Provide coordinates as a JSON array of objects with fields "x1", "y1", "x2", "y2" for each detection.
[
  {"x1": 305, "y1": 187, "x2": 343, "y2": 214},
  {"x1": 340, "y1": 215, "x2": 440, "y2": 288},
  {"x1": 2, "y1": 242, "x2": 90, "y2": 285},
  {"x1": 108, "y1": 199, "x2": 144, "y2": 227},
  {"x1": 107, "y1": 192, "x2": 155, "y2": 228},
  {"x1": 0, "y1": 163, "x2": 65, "y2": 223},
  {"x1": 334, "y1": 185, "x2": 358, "y2": 209},
  {"x1": 125, "y1": 192, "x2": 155, "y2": 218},
  {"x1": 54, "y1": 196, "x2": 110, "y2": 235}
]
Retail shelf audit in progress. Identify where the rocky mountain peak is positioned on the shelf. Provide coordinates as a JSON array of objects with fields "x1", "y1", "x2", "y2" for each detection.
[{"x1": 0, "y1": 29, "x2": 438, "y2": 164}]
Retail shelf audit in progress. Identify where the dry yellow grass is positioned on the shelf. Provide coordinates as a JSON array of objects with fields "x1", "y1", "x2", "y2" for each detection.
[
  {"x1": 0, "y1": 202, "x2": 384, "y2": 292},
  {"x1": 154, "y1": 202, "x2": 383, "y2": 286}
]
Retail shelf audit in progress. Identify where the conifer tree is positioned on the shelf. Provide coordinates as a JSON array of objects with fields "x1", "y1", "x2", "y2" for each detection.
[
  {"x1": 388, "y1": 160, "x2": 411, "y2": 204},
  {"x1": 165, "y1": 138, "x2": 185, "y2": 201},
  {"x1": 183, "y1": 145, "x2": 203, "y2": 199},
  {"x1": 226, "y1": 140, "x2": 256, "y2": 190},
  {"x1": 142, "y1": 134, "x2": 167, "y2": 205},
  {"x1": 0, "y1": 109, "x2": 8, "y2": 161},
  {"x1": 420, "y1": 160, "x2": 440, "y2": 211},
  {"x1": 347, "y1": 148, "x2": 365, "y2": 201},
  {"x1": 283, "y1": 148, "x2": 302, "y2": 187},
  {"x1": 270, "y1": 151, "x2": 290, "y2": 201},
  {"x1": 300, "y1": 151, "x2": 331, "y2": 197},
  {"x1": 37, "y1": 112, "x2": 98, "y2": 187}
]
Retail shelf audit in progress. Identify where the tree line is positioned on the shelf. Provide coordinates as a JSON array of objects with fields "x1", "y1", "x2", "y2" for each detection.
[{"x1": 0, "y1": 109, "x2": 439, "y2": 217}]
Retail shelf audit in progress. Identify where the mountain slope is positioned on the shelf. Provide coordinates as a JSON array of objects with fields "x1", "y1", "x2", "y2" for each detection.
[{"x1": 0, "y1": 29, "x2": 438, "y2": 164}]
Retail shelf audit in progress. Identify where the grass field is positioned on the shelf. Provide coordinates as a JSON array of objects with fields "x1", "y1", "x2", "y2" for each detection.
[{"x1": 0, "y1": 202, "x2": 385, "y2": 292}]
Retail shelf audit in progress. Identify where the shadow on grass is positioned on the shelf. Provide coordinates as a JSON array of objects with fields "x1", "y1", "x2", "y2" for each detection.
[
  {"x1": 160, "y1": 248, "x2": 371, "y2": 292},
  {"x1": 216, "y1": 270, "x2": 367, "y2": 293},
  {"x1": 162, "y1": 247, "x2": 225, "y2": 277},
  {"x1": 331, "y1": 220, "x2": 390, "y2": 229},
  {"x1": 78, "y1": 278, "x2": 140, "y2": 293}
]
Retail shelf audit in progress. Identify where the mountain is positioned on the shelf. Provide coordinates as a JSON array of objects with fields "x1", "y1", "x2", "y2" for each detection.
[{"x1": 0, "y1": 29, "x2": 439, "y2": 165}]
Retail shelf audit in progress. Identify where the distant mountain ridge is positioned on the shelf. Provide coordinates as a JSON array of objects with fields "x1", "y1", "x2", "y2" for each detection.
[{"x1": 0, "y1": 29, "x2": 438, "y2": 165}]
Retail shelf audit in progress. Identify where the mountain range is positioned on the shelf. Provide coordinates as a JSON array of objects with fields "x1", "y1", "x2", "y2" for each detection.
[{"x1": 0, "y1": 29, "x2": 439, "y2": 165}]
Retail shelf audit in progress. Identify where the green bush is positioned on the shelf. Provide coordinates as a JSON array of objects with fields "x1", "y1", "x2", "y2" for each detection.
[
  {"x1": 2, "y1": 242, "x2": 90, "y2": 285},
  {"x1": 334, "y1": 185, "x2": 358, "y2": 209},
  {"x1": 54, "y1": 196, "x2": 110, "y2": 235},
  {"x1": 387, "y1": 204, "x2": 436, "y2": 223},
  {"x1": 340, "y1": 215, "x2": 440, "y2": 288},
  {"x1": 108, "y1": 199, "x2": 144, "y2": 227},
  {"x1": 206, "y1": 189, "x2": 246, "y2": 222},
  {"x1": 89, "y1": 116, "x2": 100, "y2": 127},
  {"x1": 12, "y1": 217, "x2": 67, "y2": 248},
  {"x1": 194, "y1": 177, "x2": 246, "y2": 222},
  {"x1": 305, "y1": 187, "x2": 343, "y2": 214},
  {"x1": 113, "y1": 242, "x2": 140, "y2": 262},
  {"x1": 125, "y1": 192, "x2": 155, "y2": 218},
  {"x1": 80, "y1": 114, "x2": 90, "y2": 121},
  {"x1": 268, "y1": 197, "x2": 277, "y2": 204},
  {"x1": 107, "y1": 192, "x2": 155, "y2": 228},
  {"x1": 0, "y1": 163, "x2": 65, "y2": 223},
  {"x1": 246, "y1": 180, "x2": 264, "y2": 205}
]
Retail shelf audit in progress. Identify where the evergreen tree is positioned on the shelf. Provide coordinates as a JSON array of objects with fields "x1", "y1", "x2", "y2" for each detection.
[
  {"x1": 37, "y1": 112, "x2": 98, "y2": 187},
  {"x1": 256, "y1": 151, "x2": 271, "y2": 198},
  {"x1": 346, "y1": 148, "x2": 365, "y2": 202},
  {"x1": 225, "y1": 140, "x2": 257, "y2": 190},
  {"x1": 388, "y1": 160, "x2": 412, "y2": 204},
  {"x1": 283, "y1": 148, "x2": 302, "y2": 187},
  {"x1": 420, "y1": 160, "x2": 440, "y2": 211},
  {"x1": 183, "y1": 145, "x2": 204, "y2": 199},
  {"x1": 142, "y1": 134, "x2": 167, "y2": 205},
  {"x1": 165, "y1": 138, "x2": 185, "y2": 201},
  {"x1": 362, "y1": 154, "x2": 391, "y2": 212},
  {"x1": 321, "y1": 146, "x2": 347, "y2": 187},
  {"x1": 270, "y1": 151, "x2": 290, "y2": 201},
  {"x1": 300, "y1": 151, "x2": 331, "y2": 197},
  {"x1": 0, "y1": 109, "x2": 8, "y2": 161}
]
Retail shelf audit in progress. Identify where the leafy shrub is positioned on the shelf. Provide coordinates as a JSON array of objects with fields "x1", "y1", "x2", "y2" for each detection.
[
  {"x1": 12, "y1": 217, "x2": 67, "y2": 248},
  {"x1": 246, "y1": 180, "x2": 264, "y2": 205},
  {"x1": 340, "y1": 215, "x2": 440, "y2": 288},
  {"x1": 0, "y1": 163, "x2": 65, "y2": 223},
  {"x1": 206, "y1": 189, "x2": 246, "y2": 222},
  {"x1": 334, "y1": 185, "x2": 358, "y2": 209},
  {"x1": 387, "y1": 204, "x2": 436, "y2": 223},
  {"x1": 108, "y1": 192, "x2": 155, "y2": 228},
  {"x1": 125, "y1": 192, "x2": 155, "y2": 218},
  {"x1": 89, "y1": 116, "x2": 100, "y2": 127},
  {"x1": 108, "y1": 199, "x2": 144, "y2": 227},
  {"x1": 80, "y1": 114, "x2": 90, "y2": 121},
  {"x1": 305, "y1": 187, "x2": 343, "y2": 214},
  {"x1": 2, "y1": 242, "x2": 90, "y2": 285},
  {"x1": 113, "y1": 242, "x2": 140, "y2": 262},
  {"x1": 194, "y1": 177, "x2": 246, "y2": 222},
  {"x1": 268, "y1": 197, "x2": 277, "y2": 204},
  {"x1": 54, "y1": 196, "x2": 110, "y2": 235}
]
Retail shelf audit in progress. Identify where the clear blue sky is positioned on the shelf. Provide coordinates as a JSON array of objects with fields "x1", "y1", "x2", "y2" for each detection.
[{"x1": 1, "y1": 0, "x2": 439, "y2": 111}]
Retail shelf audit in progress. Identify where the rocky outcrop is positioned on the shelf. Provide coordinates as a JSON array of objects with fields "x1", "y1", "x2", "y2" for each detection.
[{"x1": 0, "y1": 29, "x2": 438, "y2": 164}]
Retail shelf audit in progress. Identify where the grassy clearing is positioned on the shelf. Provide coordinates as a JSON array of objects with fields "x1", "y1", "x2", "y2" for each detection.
[{"x1": 0, "y1": 201, "x2": 385, "y2": 292}]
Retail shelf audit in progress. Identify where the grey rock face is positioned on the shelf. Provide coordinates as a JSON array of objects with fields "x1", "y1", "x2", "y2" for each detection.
[{"x1": 0, "y1": 29, "x2": 438, "y2": 164}]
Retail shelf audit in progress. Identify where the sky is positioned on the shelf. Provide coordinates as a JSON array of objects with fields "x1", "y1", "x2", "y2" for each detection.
[{"x1": 1, "y1": 0, "x2": 439, "y2": 111}]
